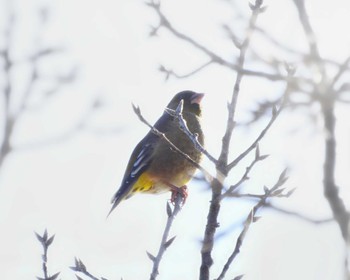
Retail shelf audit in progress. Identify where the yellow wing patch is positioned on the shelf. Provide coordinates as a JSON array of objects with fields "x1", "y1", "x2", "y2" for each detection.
[{"x1": 131, "y1": 172, "x2": 154, "y2": 193}]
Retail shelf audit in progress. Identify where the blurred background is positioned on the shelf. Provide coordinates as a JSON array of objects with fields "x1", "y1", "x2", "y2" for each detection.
[{"x1": 0, "y1": 0, "x2": 349, "y2": 279}]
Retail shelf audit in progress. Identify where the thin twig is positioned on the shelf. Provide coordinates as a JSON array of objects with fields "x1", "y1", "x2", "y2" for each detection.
[
  {"x1": 159, "y1": 61, "x2": 213, "y2": 80},
  {"x1": 35, "y1": 229, "x2": 60, "y2": 280},
  {"x1": 216, "y1": 168, "x2": 290, "y2": 280},
  {"x1": 148, "y1": 195, "x2": 183, "y2": 280},
  {"x1": 222, "y1": 144, "x2": 269, "y2": 197},
  {"x1": 265, "y1": 202, "x2": 334, "y2": 224},
  {"x1": 218, "y1": 1, "x2": 264, "y2": 169},
  {"x1": 227, "y1": 103, "x2": 281, "y2": 171},
  {"x1": 227, "y1": 66, "x2": 296, "y2": 172},
  {"x1": 71, "y1": 258, "x2": 108, "y2": 280}
]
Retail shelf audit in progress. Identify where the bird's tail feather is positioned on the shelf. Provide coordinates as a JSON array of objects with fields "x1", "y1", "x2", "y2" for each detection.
[
  {"x1": 107, "y1": 190, "x2": 133, "y2": 218},
  {"x1": 107, "y1": 192, "x2": 123, "y2": 218}
]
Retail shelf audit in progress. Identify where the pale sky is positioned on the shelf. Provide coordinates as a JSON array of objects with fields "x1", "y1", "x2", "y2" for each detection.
[{"x1": 1, "y1": 0, "x2": 350, "y2": 279}]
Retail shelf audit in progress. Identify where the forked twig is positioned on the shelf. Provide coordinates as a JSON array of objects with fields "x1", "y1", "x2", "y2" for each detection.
[{"x1": 35, "y1": 229, "x2": 60, "y2": 280}]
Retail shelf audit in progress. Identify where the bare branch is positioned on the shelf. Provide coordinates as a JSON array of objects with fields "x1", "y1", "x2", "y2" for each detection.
[
  {"x1": 71, "y1": 258, "x2": 108, "y2": 280},
  {"x1": 227, "y1": 76, "x2": 292, "y2": 172},
  {"x1": 35, "y1": 230, "x2": 60, "y2": 280},
  {"x1": 227, "y1": 104, "x2": 281, "y2": 171},
  {"x1": 149, "y1": 195, "x2": 182, "y2": 280},
  {"x1": 147, "y1": 1, "x2": 230, "y2": 66},
  {"x1": 216, "y1": 168, "x2": 291, "y2": 280},
  {"x1": 200, "y1": 3, "x2": 264, "y2": 279},
  {"x1": 222, "y1": 144, "x2": 269, "y2": 197},
  {"x1": 218, "y1": 1, "x2": 263, "y2": 171},
  {"x1": 147, "y1": 0, "x2": 299, "y2": 82}
]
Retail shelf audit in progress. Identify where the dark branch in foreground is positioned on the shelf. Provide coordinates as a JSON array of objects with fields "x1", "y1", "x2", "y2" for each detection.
[
  {"x1": 200, "y1": 3, "x2": 265, "y2": 280},
  {"x1": 148, "y1": 195, "x2": 183, "y2": 280},
  {"x1": 35, "y1": 230, "x2": 60, "y2": 280}
]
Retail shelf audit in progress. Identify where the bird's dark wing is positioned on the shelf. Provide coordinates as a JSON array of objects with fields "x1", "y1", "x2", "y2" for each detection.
[
  {"x1": 108, "y1": 113, "x2": 173, "y2": 216},
  {"x1": 108, "y1": 134, "x2": 157, "y2": 215}
]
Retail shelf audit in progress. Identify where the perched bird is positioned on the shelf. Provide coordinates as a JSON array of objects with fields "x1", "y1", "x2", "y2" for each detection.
[{"x1": 108, "y1": 90, "x2": 204, "y2": 216}]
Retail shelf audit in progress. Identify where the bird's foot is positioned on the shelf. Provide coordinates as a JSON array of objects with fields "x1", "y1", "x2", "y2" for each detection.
[{"x1": 170, "y1": 185, "x2": 188, "y2": 206}]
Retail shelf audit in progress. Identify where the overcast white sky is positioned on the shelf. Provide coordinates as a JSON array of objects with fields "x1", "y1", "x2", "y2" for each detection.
[{"x1": 1, "y1": 0, "x2": 350, "y2": 279}]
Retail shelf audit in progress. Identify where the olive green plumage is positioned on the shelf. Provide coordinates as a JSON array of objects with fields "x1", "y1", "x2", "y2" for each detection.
[{"x1": 109, "y1": 90, "x2": 204, "y2": 215}]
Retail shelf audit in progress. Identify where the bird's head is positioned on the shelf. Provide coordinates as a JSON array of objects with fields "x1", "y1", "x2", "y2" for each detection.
[{"x1": 167, "y1": 90, "x2": 204, "y2": 116}]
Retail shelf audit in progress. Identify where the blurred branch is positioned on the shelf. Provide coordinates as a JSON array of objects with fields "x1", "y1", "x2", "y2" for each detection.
[
  {"x1": 292, "y1": 1, "x2": 350, "y2": 277},
  {"x1": 0, "y1": 12, "x2": 15, "y2": 169},
  {"x1": 265, "y1": 203, "x2": 334, "y2": 224},
  {"x1": 0, "y1": 6, "x2": 85, "y2": 170},
  {"x1": 148, "y1": 195, "x2": 182, "y2": 280},
  {"x1": 23, "y1": 66, "x2": 78, "y2": 112},
  {"x1": 71, "y1": 258, "x2": 108, "y2": 280},
  {"x1": 216, "y1": 168, "x2": 290, "y2": 280},
  {"x1": 321, "y1": 99, "x2": 349, "y2": 240},
  {"x1": 255, "y1": 26, "x2": 304, "y2": 56},
  {"x1": 247, "y1": 98, "x2": 281, "y2": 123},
  {"x1": 293, "y1": 0, "x2": 350, "y2": 240},
  {"x1": 147, "y1": 0, "x2": 298, "y2": 83},
  {"x1": 35, "y1": 229, "x2": 60, "y2": 280},
  {"x1": 159, "y1": 61, "x2": 213, "y2": 80},
  {"x1": 330, "y1": 56, "x2": 350, "y2": 91},
  {"x1": 292, "y1": 0, "x2": 323, "y2": 66},
  {"x1": 146, "y1": 1, "x2": 232, "y2": 66}
]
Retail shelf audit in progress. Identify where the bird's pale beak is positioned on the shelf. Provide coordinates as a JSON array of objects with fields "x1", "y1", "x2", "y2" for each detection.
[{"x1": 190, "y1": 93, "x2": 205, "y2": 104}]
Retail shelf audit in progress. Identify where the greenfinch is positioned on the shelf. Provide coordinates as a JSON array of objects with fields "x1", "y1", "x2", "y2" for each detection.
[{"x1": 109, "y1": 90, "x2": 204, "y2": 215}]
